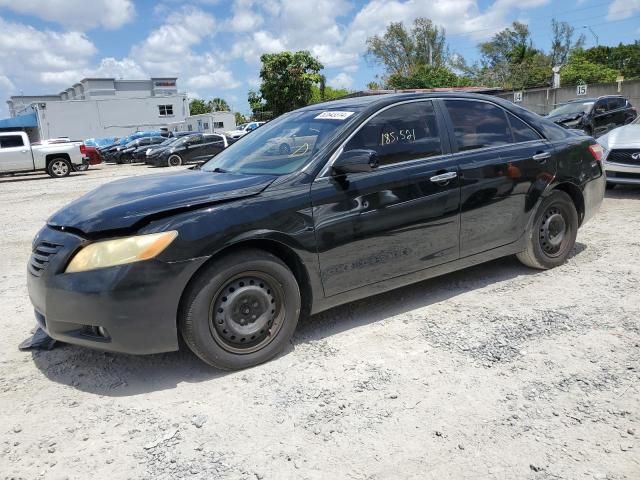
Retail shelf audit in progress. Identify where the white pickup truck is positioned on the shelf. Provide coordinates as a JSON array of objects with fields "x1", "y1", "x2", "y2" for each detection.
[{"x1": 0, "y1": 131, "x2": 88, "y2": 178}]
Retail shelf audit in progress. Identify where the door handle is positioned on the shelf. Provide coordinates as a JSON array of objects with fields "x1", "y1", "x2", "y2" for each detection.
[
  {"x1": 21, "y1": 150, "x2": 28, "y2": 153},
  {"x1": 532, "y1": 152, "x2": 551, "y2": 162},
  {"x1": 430, "y1": 172, "x2": 457, "y2": 183}
]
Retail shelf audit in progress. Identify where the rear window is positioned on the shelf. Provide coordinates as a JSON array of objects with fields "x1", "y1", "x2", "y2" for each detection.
[{"x1": 0, "y1": 135, "x2": 25, "y2": 148}]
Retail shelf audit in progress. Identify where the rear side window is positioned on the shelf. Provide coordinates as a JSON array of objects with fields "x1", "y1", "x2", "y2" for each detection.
[
  {"x1": 608, "y1": 98, "x2": 625, "y2": 110},
  {"x1": 0, "y1": 135, "x2": 25, "y2": 148},
  {"x1": 345, "y1": 101, "x2": 442, "y2": 166},
  {"x1": 507, "y1": 113, "x2": 541, "y2": 142},
  {"x1": 443, "y1": 100, "x2": 512, "y2": 151}
]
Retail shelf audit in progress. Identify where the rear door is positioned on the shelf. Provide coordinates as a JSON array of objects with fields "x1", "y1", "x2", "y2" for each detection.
[
  {"x1": 0, "y1": 134, "x2": 34, "y2": 172},
  {"x1": 592, "y1": 99, "x2": 612, "y2": 136},
  {"x1": 441, "y1": 99, "x2": 555, "y2": 257},
  {"x1": 311, "y1": 100, "x2": 461, "y2": 296},
  {"x1": 198, "y1": 134, "x2": 227, "y2": 160}
]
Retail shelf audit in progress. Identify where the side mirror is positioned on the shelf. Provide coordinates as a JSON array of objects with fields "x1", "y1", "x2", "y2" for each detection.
[{"x1": 332, "y1": 149, "x2": 379, "y2": 175}]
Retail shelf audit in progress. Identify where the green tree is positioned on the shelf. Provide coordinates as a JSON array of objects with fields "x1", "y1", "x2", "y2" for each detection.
[
  {"x1": 561, "y1": 50, "x2": 620, "y2": 85},
  {"x1": 189, "y1": 98, "x2": 208, "y2": 115},
  {"x1": 234, "y1": 112, "x2": 247, "y2": 125},
  {"x1": 247, "y1": 89, "x2": 267, "y2": 119},
  {"x1": 549, "y1": 19, "x2": 585, "y2": 66},
  {"x1": 580, "y1": 41, "x2": 640, "y2": 79},
  {"x1": 387, "y1": 65, "x2": 472, "y2": 89},
  {"x1": 208, "y1": 97, "x2": 230, "y2": 112},
  {"x1": 258, "y1": 50, "x2": 324, "y2": 116},
  {"x1": 310, "y1": 84, "x2": 350, "y2": 103},
  {"x1": 366, "y1": 18, "x2": 448, "y2": 78},
  {"x1": 477, "y1": 21, "x2": 550, "y2": 89}
]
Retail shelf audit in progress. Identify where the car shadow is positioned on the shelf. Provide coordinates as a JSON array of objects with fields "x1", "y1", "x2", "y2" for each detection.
[
  {"x1": 0, "y1": 172, "x2": 87, "y2": 183},
  {"x1": 31, "y1": 244, "x2": 587, "y2": 397}
]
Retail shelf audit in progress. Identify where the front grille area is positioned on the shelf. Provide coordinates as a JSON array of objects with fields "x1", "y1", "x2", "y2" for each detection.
[
  {"x1": 607, "y1": 149, "x2": 640, "y2": 166},
  {"x1": 29, "y1": 241, "x2": 62, "y2": 277}
]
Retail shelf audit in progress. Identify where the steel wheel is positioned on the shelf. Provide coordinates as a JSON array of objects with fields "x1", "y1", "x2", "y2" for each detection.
[
  {"x1": 209, "y1": 272, "x2": 284, "y2": 354},
  {"x1": 538, "y1": 206, "x2": 567, "y2": 257},
  {"x1": 168, "y1": 154, "x2": 182, "y2": 167}
]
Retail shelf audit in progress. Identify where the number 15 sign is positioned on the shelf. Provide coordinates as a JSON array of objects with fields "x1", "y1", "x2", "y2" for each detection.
[{"x1": 576, "y1": 84, "x2": 588, "y2": 96}]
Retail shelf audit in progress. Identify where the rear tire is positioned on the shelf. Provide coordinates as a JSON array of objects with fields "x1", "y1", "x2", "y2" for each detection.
[
  {"x1": 179, "y1": 249, "x2": 301, "y2": 370},
  {"x1": 46, "y1": 158, "x2": 72, "y2": 178},
  {"x1": 516, "y1": 190, "x2": 578, "y2": 270}
]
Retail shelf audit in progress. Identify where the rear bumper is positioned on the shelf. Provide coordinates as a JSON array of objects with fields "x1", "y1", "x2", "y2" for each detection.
[
  {"x1": 27, "y1": 226, "x2": 207, "y2": 355},
  {"x1": 582, "y1": 169, "x2": 606, "y2": 225}
]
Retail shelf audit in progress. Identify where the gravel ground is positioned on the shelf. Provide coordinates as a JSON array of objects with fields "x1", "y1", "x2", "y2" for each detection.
[{"x1": 1, "y1": 164, "x2": 639, "y2": 480}]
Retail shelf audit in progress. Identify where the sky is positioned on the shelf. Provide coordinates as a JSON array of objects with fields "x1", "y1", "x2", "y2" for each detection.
[{"x1": 0, "y1": 0, "x2": 638, "y2": 116}]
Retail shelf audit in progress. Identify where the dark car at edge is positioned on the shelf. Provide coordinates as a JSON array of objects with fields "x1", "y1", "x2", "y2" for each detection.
[
  {"x1": 145, "y1": 133, "x2": 231, "y2": 167},
  {"x1": 27, "y1": 93, "x2": 606, "y2": 370},
  {"x1": 546, "y1": 95, "x2": 636, "y2": 137}
]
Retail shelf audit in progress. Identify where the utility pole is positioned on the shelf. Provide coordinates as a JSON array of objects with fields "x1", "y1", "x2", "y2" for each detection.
[{"x1": 583, "y1": 25, "x2": 599, "y2": 46}]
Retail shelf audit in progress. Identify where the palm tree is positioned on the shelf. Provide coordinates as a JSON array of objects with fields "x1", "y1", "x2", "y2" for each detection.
[{"x1": 208, "y1": 98, "x2": 230, "y2": 112}]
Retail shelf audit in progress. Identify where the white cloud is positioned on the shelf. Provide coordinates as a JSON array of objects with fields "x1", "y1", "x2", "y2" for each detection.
[
  {"x1": 607, "y1": 0, "x2": 640, "y2": 20},
  {"x1": 0, "y1": 0, "x2": 135, "y2": 30},
  {"x1": 328, "y1": 72, "x2": 353, "y2": 89}
]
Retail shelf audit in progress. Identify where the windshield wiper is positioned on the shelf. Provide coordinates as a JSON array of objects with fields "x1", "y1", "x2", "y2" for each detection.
[{"x1": 211, "y1": 167, "x2": 229, "y2": 173}]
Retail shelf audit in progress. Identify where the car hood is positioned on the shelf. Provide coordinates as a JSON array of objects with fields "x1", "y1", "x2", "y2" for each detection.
[
  {"x1": 546, "y1": 112, "x2": 584, "y2": 124},
  {"x1": 48, "y1": 170, "x2": 276, "y2": 234},
  {"x1": 598, "y1": 124, "x2": 640, "y2": 149}
]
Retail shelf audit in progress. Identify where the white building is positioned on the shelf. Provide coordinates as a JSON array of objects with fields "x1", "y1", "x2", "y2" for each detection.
[
  {"x1": 169, "y1": 112, "x2": 236, "y2": 134},
  {"x1": 3, "y1": 77, "x2": 189, "y2": 141}
]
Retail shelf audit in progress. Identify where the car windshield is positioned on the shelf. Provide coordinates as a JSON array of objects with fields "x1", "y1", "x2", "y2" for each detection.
[
  {"x1": 549, "y1": 101, "x2": 594, "y2": 116},
  {"x1": 237, "y1": 124, "x2": 248, "y2": 130},
  {"x1": 159, "y1": 138, "x2": 177, "y2": 146},
  {"x1": 202, "y1": 109, "x2": 360, "y2": 175},
  {"x1": 125, "y1": 140, "x2": 138, "y2": 148}
]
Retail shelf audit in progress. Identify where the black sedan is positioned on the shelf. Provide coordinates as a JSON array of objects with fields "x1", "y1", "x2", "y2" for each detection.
[
  {"x1": 116, "y1": 136, "x2": 167, "y2": 164},
  {"x1": 145, "y1": 133, "x2": 230, "y2": 167},
  {"x1": 27, "y1": 93, "x2": 605, "y2": 370}
]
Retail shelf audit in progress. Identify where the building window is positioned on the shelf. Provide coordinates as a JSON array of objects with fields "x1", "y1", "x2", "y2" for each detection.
[
  {"x1": 158, "y1": 104, "x2": 174, "y2": 116},
  {"x1": 187, "y1": 124, "x2": 192, "y2": 131},
  {"x1": 213, "y1": 122, "x2": 224, "y2": 129},
  {"x1": 203, "y1": 122, "x2": 209, "y2": 130}
]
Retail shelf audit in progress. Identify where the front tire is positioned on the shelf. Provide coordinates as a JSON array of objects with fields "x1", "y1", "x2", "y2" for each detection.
[
  {"x1": 47, "y1": 158, "x2": 72, "y2": 178},
  {"x1": 167, "y1": 154, "x2": 182, "y2": 167},
  {"x1": 517, "y1": 190, "x2": 578, "y2": 269},
  {"x1": 179, "y1": 249, "x2": 301, "y2": 370}
]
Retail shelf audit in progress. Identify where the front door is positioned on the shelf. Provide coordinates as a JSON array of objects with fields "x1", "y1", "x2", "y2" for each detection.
[
  {"x1": 311, "y1": 100, "x2": 460, "y2": 296},
  {"x1": 0, "y1": 134, "x2": 33, "y2": 172},
  {"x1": 441, "y1": 99, "x2": 556, "y2": 257}
]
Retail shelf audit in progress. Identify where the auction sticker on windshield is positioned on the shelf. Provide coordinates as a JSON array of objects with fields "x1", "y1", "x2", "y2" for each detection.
[{"x1": 315, "y1": 111, "x2": 355, "y2": 120}]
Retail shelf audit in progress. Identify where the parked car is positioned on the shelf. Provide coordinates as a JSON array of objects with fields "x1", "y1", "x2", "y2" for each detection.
[
  {"x1": 546, "y1": 96, "x2": 636, "y2": 137},
  {"x1": 226, "y1": 121, "x2": 265, "y2": 139},
  {"x1": 26, "y1": 93, "x2": 605, "y2": 370},
  {"x1": 115, "y1": 136, "x2": 167, "y2": 164},
  {"x1": 0, "y1": 131, "x2": 88, "y2": 177},
  {"x1": 145, "y1": 133, "x2": 230, "y2": 167},
  {"x1": 83, "y1": 146, "x2": 103, "y2": 168},
  {"x1": 597, "y1": 115, "x2": 640, "y2": 188}
]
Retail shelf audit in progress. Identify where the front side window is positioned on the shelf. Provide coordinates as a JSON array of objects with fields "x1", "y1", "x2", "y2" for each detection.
[
  {"x1": 594, "y1": 100, "x2": 608, "y2": 114},
  {"x1": 444, "y1": 100, "x2": 512, "y2": 152},
  {"x1": 0, "y1": 135, "x2": 25, "y2": 148},
  {"x1": 158, "y1": 104, "x2": 174, "y2": 116},
  {"x1": 344, "y1": 101, "x2": 442, "y2": 166}
]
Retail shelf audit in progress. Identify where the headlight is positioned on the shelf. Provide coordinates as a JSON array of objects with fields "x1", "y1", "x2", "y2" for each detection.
[{"x1": 65, "y1": 231, "x2": 178, "y2": 273}]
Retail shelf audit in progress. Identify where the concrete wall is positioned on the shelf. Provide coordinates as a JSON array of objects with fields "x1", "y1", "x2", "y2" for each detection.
[
  {"x1": 495, "y1": 80, "x2": 640, "y2": 115},
  {"x1": 35, "y1": 94, "x2": 189, "y2": 140}
]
